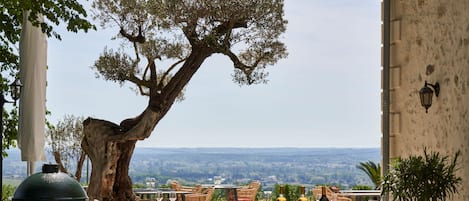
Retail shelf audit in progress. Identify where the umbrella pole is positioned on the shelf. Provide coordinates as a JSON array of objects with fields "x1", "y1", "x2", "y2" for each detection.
[{"x1": 27, "y1": 161, "x2": 35, "y2": 176}]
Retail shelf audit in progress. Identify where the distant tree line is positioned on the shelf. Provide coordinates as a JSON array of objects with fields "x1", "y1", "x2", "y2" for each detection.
[{"x1": 126, "y1": 149, "x2": 380, "y2": 189}]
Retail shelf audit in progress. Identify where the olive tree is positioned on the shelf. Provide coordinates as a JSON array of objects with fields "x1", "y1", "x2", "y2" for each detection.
[
  {"x1": 47, "y1": 115, "x2": 86, "y2": 181},
  {"x1": 83, "y1": 0, "x2": 288, "y2": 200}
]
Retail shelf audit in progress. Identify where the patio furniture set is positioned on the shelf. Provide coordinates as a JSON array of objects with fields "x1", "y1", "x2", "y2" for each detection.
[{"x1": 135, "y1": 181, "x2": 260, "y2": 201}]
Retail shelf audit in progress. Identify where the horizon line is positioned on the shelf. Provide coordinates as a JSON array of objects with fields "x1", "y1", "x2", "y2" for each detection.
[{"x1": 135, "y1": 146, "x2": 381, "y2": 149}]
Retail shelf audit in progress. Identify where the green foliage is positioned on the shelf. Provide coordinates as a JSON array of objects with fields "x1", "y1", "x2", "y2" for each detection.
[
  {"x1": 132, "y1": 183, "x2": 145, "y2": 189},
  {"x1": 382, "y1": 149, "x2": 462, "y2": 201},
  {"x1": 2, "y1": 184, "x2": 16, "y2": 201},
  {"x1": 1, "y1": 106, "x2": 18, "y2": 157},
  {"x1": 352, "y1": 185, "x2": 372, "y2": 190},
  {"x1": 272, "y1": 184, "x2": 302, "y2": 201},
  {"x1": 211, "y1": 188, "x2": 230, "y2": 201},
  {"x1": 356, "y1": 161, "x2": 381, "y2": 189},
  {"x1": 1, "y1": 0, "x2": 95, "y2": 70},
  {"x1": 0, "y1": 0, "x2": 95, "y2": 155}
]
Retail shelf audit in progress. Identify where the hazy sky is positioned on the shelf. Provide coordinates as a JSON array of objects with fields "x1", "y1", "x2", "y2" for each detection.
[{"x1": 45, "y1": 0, "x2": 381, "y2": 148}]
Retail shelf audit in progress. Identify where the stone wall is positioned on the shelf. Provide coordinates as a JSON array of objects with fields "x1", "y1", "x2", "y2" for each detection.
[{"x1": 385, "y1": 0, "x2": 469, "y2": 200}]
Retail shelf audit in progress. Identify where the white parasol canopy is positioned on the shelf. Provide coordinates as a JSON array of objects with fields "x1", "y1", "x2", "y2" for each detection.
[{"x1": 18, "y1": 11, "x2": 48, "y2": 175}]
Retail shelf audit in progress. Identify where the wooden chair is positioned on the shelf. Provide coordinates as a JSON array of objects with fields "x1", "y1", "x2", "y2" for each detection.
[
  {"x1": 170, "y1": 181, "x2": 203, "y2": 193},
  {"x1": 171, "y1": 181, "x2": 203, "y2": 201},
  {"x1": 236, "y1": 181, "x2": 260, "y2": 201},
  {"x1": 185, "y1": 187, "x2": 215, "y2": 201},
  {"x1": 337, "y1": 197, "x2": 352, "y2": 201},
  {"x1": 312, "y1": 186, "x2": 352, "y2": 201}
]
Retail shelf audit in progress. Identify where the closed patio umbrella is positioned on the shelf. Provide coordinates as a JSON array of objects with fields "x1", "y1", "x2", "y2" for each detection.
[{"x1": 18, "y1": 11, "x2": 47, "y2": 176}]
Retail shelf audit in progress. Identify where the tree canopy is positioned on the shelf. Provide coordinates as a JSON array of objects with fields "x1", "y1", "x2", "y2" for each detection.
[
  {"x1": 92, "y1": 0, "x2": 288, "y2": 94},
  {"x1": 0, "y1": 0, "x2": 95, "y2": 155}
]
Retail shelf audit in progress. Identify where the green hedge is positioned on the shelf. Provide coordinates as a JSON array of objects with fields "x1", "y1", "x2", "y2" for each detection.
[{"x1": 2, "y1": 184, "x2": 16, "y2": 201}]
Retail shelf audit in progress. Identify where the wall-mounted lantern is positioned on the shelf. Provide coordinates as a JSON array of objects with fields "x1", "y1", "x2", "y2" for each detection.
[
  {"x1": 9, "y1": 78, "x2": 22, "y2": 103},
  {"x1": 419, "y1": 81, "x2": 439, "y2": 113}
]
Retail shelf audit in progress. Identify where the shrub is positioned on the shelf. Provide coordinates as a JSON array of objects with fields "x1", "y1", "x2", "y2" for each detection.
[
  {"x1": 272, "y1": 184, "x2": 301, "y2": 201},
  {"x1": 2, "y1": 184, "x2": 16, "y2": 201},
  {"x1": 382, "y1": 149, "x2": 461, "y2": 201}
]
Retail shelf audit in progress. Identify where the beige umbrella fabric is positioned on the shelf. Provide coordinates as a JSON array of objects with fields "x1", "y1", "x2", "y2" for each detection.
[{"x1": 18, "y1": 11, "x2": 47, "y2": 175}]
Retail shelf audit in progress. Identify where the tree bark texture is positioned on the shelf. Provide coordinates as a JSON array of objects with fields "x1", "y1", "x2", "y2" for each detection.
[{"x1": 82, "y1": 118, "x2": 122, "y2": 201}]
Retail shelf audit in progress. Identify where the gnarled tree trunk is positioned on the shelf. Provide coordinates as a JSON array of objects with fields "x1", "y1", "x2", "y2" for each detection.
[
  {"x1": 82, "y1": 118, "x2": 123, "y2": 201},
  {"x1": 82, "y1": 109, "x2": 160, "y2": 201}
]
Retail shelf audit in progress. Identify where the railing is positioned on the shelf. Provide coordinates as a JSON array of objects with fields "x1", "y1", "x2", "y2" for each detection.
[{"x1": 339, "y1": 190, "x2": 381, "y2": 201}]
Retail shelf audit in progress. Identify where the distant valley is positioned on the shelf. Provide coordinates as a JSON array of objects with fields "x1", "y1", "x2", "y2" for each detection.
[{"x1": 3, "y1": 147, "x2": 380, "y2": 189}]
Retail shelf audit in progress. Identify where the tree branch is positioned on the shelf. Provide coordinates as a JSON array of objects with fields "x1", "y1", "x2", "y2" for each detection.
[
  {"x1": 132, "y1": 41, "x2": 140, "y2": 63},
  {"x1": 149, "y1": 60, "x2": 157, "y2": 83},
  {"x1": 143, "y1": 62, "x2": 150, "y2": 81},
  {"x1": 161, "y1": 48, "x2": 212, "y2": 106},
  {"x1": 225, "y1": 49, "x2": 252, "y2": 70},
  {"x1": 53, "y1": 151, "x2": 68, "y2": 174},
  {"x1": 207, "y1": 19, "x2": 248, "y2": 54},
  {"x1": 74, "y1": 151, "x2": 86, "y2": 181},
  {"x1": 182, "y1": 21, "x2": 199, "y2": 45},
  {"x1": 157, "y1": 58, "x2": 186, "y2": 90},
  {"x1": 148, "y1": 60, "x2": 158, "y2": 96},
  {"x1": 137, "y1": 85, "x2": 150, "y2": 96},
  {"x1": 127, "y1": 73, "x2": 151, "y2": 96},
  {"x1": 213, "y1": 19, "x2": 247, "y2": 35},
  {"x1": 127, "y1": 74, "x2": 147, "y2": 87},
  {"x1": 119, "y1": 25, "x2": 145, "y2": 44},
  {"x1": 223, "y1": 49, "x2": 268, "y2": 85}
]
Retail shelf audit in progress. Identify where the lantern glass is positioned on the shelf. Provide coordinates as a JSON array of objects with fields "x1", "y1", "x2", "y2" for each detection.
[
  {"x1": 9, "y1": 79, "x2": 22, "y2": 101},
  {"x1": 419, "y1": 85, "x2": 433, "y2": 112}
]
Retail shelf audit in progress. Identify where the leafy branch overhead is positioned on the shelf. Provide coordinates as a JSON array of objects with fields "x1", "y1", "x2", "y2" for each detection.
[
  {"x1": 1, "y1": 0, "x2": 95, "y2": 69},
  {"x1": 1, "y1": 0, "x2": 95, "y2": 154},
  {"x1": 91, "y1": 0, "x2": 288, "y2": 101}
]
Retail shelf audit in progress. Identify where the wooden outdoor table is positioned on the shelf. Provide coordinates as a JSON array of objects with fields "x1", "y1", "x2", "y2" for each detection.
[{"x1": 134, "y1": 189, "x2": 192, "y2": 201}]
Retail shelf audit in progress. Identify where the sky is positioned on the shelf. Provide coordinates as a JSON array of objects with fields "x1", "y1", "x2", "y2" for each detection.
[{"x1": 45, "y1": 0, "x2": 382, "y2": 148}]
